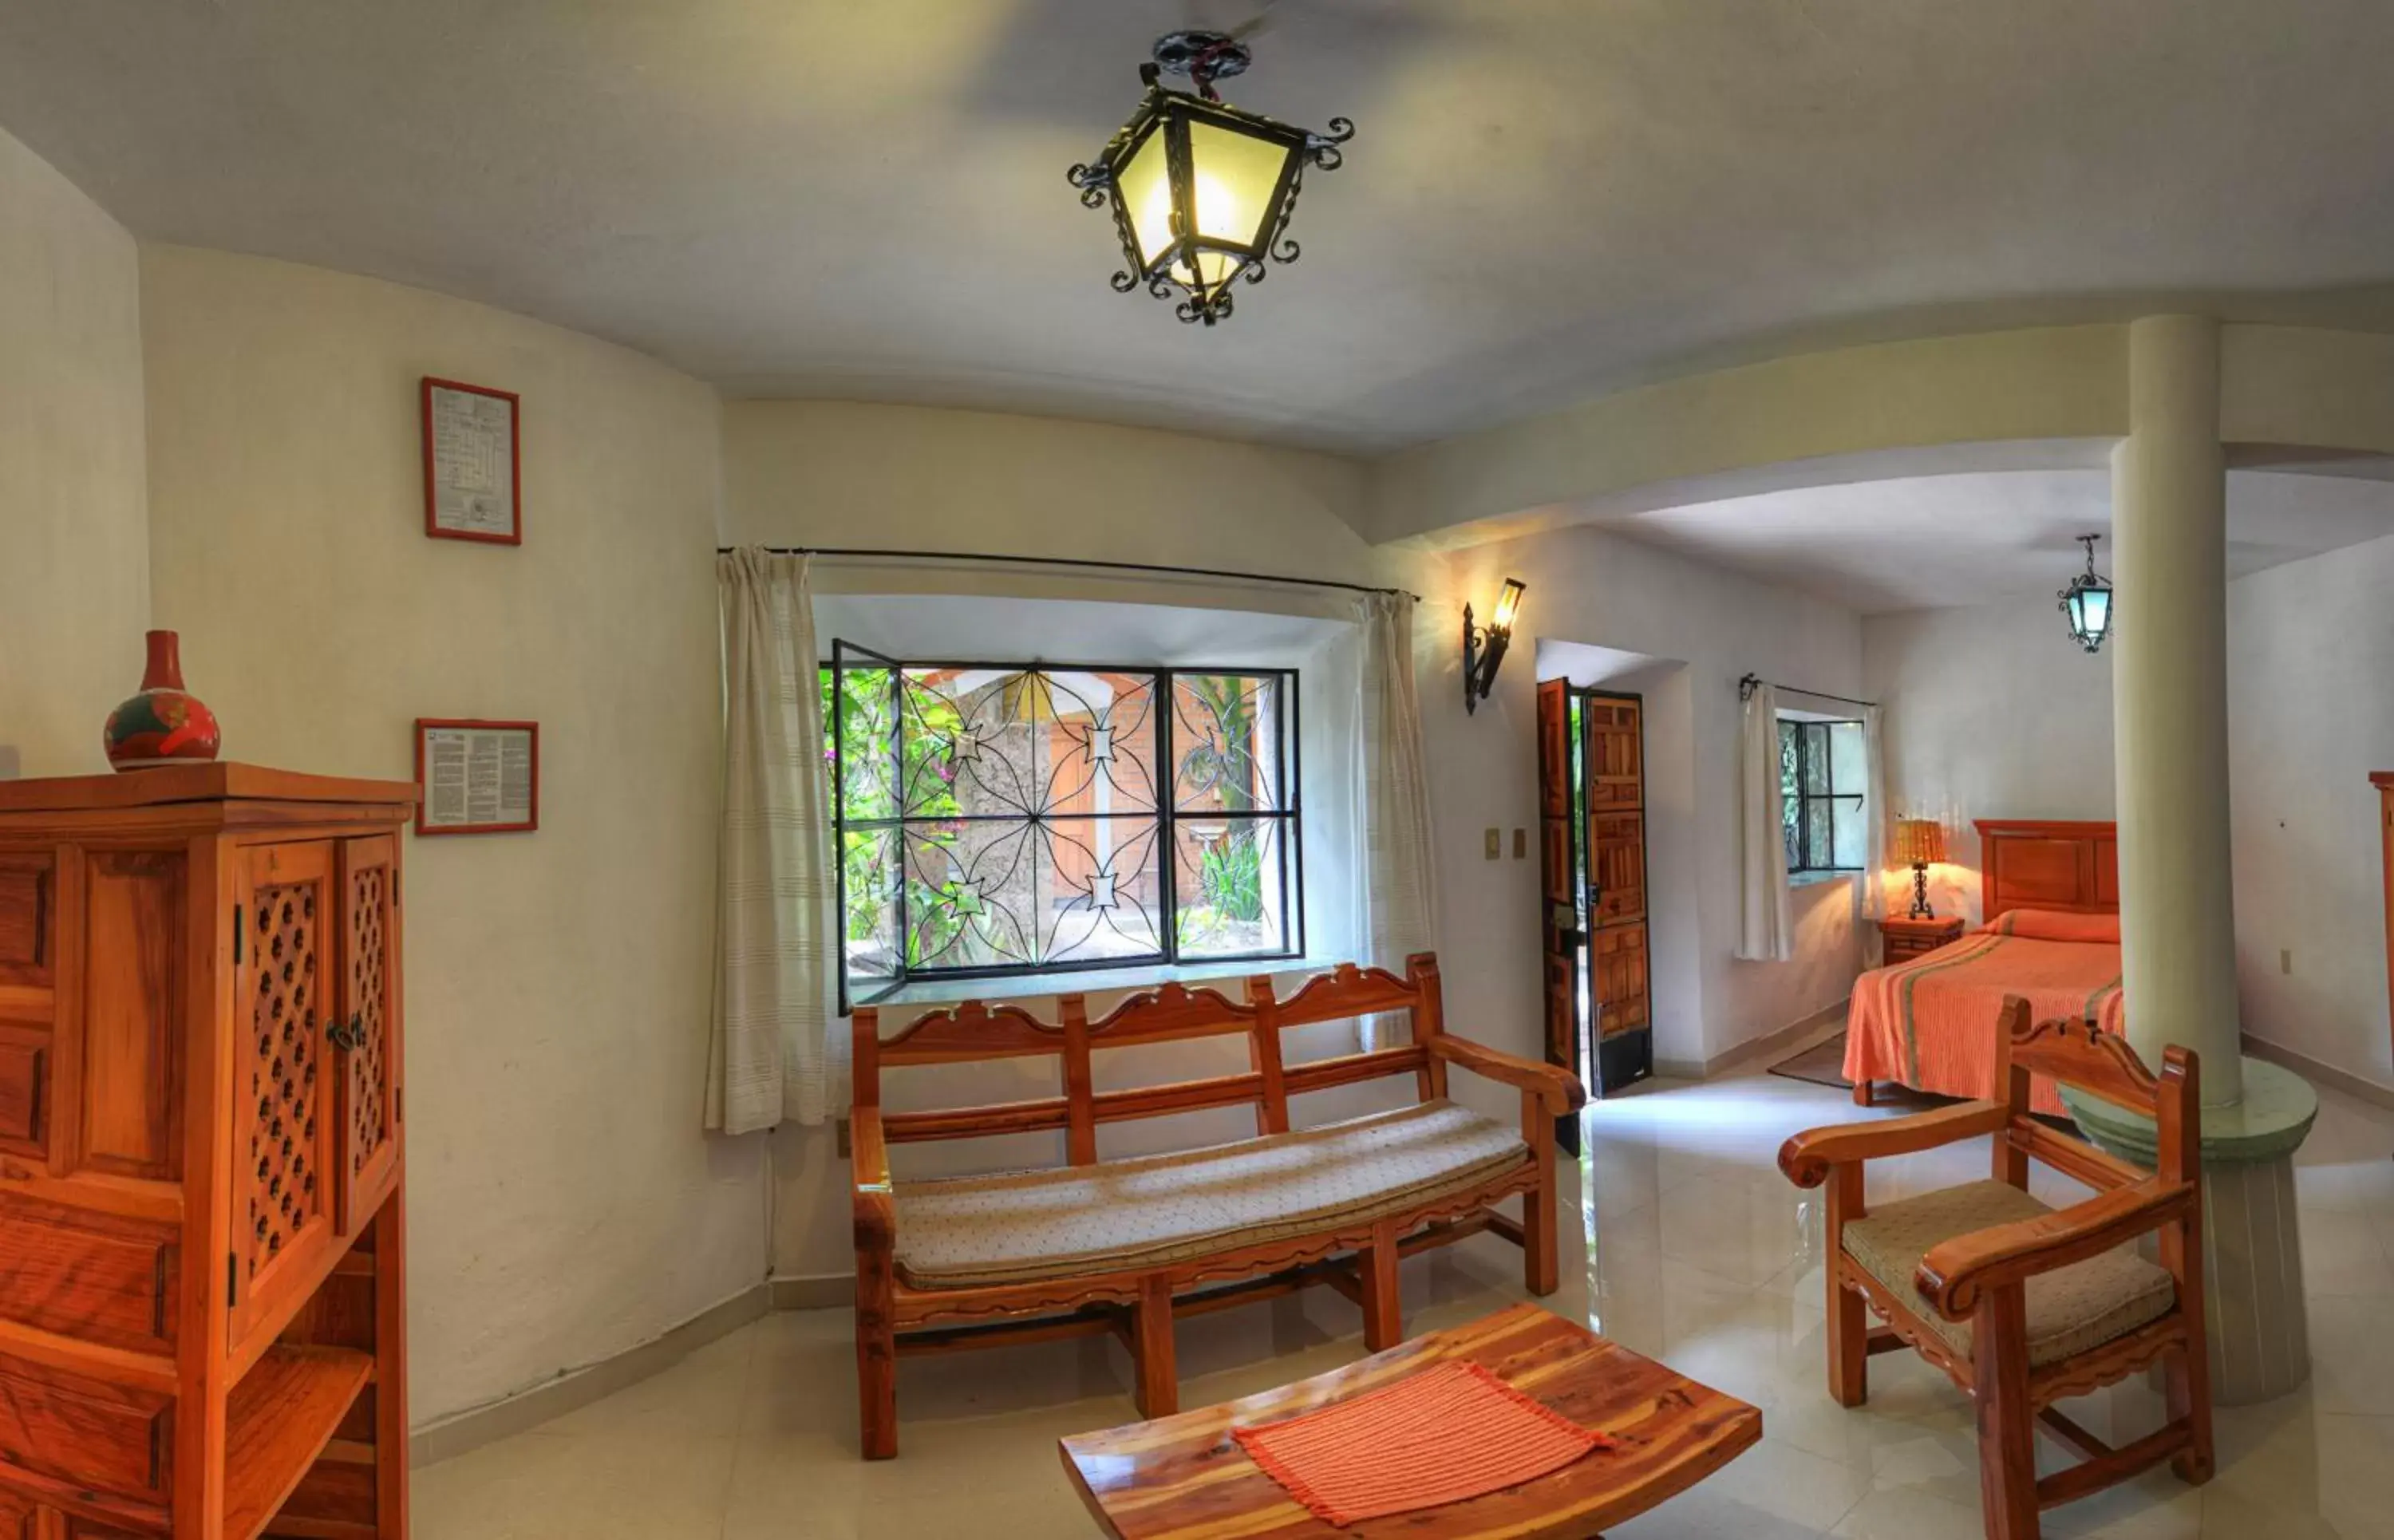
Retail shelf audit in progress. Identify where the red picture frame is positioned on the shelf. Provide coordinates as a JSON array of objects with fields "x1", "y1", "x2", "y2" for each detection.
[
  {"x1": 413, "y1": 719, "x2": 540, "y2": 836},
  {"x1": 421, "y1": 377, "x2": 523, "y2": 546}
]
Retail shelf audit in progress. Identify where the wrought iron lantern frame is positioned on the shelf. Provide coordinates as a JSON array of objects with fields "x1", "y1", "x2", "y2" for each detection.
[{"x1": 1067, "y1": 30, "x2": 1353, "y2": 326}]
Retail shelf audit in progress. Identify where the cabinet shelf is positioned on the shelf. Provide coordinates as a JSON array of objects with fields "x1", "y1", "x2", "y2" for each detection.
[{"x1": 223, "y1": 1345, "x2": 374, "y2": 1540}]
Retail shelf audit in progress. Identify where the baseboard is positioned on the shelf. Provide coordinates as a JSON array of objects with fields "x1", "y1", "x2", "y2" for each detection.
[
  {"x1": 770, "y1": 1273, "x2": 851, "y2": 1310},
  {"x1": 409, "y1": 1281, "x2": 772, "y2": 1467},
  {"x1": 1660, "y1": 1000, "x2": 1848, "y2": 1083},
  {"x1": 2242, "y1": 1032, "x2": 2394, "y2": 1113}
]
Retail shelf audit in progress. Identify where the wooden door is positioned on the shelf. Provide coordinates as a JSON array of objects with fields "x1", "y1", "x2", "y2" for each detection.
[
  {"x1": 1582, "y1": 697, "x2": 1653, "y2": 1048},
  {"x1": 1586, "y1": 699, "x2": 1642, "y2": 810},
  {"x1": 231, "y1": 840, "x2": 339, "y2": 1341},
  {"x1": 334, "y1": 835, "x2": 401, "y2": 1234},
  {"x1": 1591, "y1": 923, "x2": 1651, "y2": 1037},
  {"x1": 1535, "y1": 680, "x2": 1582, "y2": 1072}
]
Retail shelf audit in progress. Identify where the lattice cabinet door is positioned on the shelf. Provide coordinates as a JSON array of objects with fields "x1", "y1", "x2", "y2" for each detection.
[
  {"x1": 333, "y1": 835, "x2": 401, "y2": 1234},
  {"x1": 231, "y1": 840, "x2": 340, "y2": 1341}
]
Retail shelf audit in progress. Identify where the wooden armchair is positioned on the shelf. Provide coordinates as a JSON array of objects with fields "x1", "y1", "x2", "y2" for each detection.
[{"x1": 1778, "y1": 997, "x2": 2211, "y2": 1539}]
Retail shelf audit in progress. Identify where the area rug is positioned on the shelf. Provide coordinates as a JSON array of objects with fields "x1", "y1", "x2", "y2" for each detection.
[
  {"x1": 1768, "y1": 1029, "x2": 1859, "y2": 1091},
  {"x1": 1768, "y1": 1030, "x2": 1946, "y2": 1110},
  {"x1": 1231, "y1": 1359, "x2": 1614, "y2": 1526},
  {"x1": 1769, "y1": 1029, "x2": 2073, "y2": 1128}
]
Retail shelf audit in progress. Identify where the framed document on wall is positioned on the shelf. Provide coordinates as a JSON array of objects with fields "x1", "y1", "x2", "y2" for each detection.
[
  {"x1": 414, "y1": 719, "x2": 539, "y2": 835},
  {"x1": 421, "y1": 377, "x2": 521, "y2": 544}
]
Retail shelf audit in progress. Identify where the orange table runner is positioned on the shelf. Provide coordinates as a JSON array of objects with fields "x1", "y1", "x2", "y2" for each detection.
[{"x1": 1231, "y1": 1360, "x2": 1615, "y2": 1527}]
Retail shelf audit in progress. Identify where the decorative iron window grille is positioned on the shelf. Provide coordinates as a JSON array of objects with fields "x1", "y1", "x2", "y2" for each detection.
[
  {"x1": 825, "y1": 641, "x2": 1303, "y2": 1010},
  {"x1": 1779, "y1": 717, "x2": 1867, "y2": 874}
]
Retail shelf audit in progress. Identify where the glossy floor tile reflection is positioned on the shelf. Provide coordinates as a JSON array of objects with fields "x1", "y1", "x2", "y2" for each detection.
[{"x1": 415, "y1": 1067, "x2": 2394, "y2": 1538}]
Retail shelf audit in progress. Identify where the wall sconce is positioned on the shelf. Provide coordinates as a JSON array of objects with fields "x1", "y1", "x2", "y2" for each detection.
[
  {"x1": 1462, "y1": 578, "x2": 1527, "y2": 714},
  {"x1": 1891, "y1": 818, "x2": 1949, "y2": 918}
]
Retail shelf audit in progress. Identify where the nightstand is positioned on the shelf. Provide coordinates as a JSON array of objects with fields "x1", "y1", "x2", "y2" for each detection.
[{"x1": 1879, "y1": 914, "x2": 1965, "y2": 964}]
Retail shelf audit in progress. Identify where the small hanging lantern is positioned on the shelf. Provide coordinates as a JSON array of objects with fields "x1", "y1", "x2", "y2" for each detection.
[
  {"x1": 1066, "y1": 30, "x2": 1353, "y2": 326},
  {"x1": 2058, "y1": 534, "x2": 2114, "y2": 654}
]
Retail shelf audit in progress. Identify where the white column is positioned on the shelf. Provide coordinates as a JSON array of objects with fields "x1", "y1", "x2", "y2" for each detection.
[{"x1": 2111, "y1": 315, "x2": 2242, "y2": 1105}]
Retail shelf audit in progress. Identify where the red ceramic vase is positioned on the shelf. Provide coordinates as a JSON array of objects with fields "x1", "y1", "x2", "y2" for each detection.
[{"x1": 103, "y1": 630, "x2": 222, "y2": 772}]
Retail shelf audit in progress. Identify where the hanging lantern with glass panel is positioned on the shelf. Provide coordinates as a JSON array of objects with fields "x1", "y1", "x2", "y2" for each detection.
[
  {"x1": 1068, "y1": 30, "x2": 1353, "y2": 326},
  {"x1": 2059, "y1": 534, "x2": 2114, "y2": 654}
]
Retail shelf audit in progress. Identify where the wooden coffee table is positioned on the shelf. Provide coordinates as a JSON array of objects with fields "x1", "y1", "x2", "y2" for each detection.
[{"x1": 1059, "y1": 1302, "x2": 1761, "y2": 1538}]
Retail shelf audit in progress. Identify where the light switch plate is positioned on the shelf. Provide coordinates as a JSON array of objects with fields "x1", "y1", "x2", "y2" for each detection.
[
  {"x1": 1484, "y1": 827, "x2": 1500, "y2": 859},
  {"x1": 1512, "y1": 827, "x2": 1527, "y2": 859}
]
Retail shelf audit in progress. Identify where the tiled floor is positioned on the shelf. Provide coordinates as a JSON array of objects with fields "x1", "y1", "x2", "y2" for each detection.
[{"x1": 417, "y1": 1063, "x2": 2394, "y2": 1538}]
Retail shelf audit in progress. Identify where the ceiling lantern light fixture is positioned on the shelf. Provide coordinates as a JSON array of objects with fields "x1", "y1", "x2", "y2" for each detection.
[
  {"x1": 2059, "y1": 533, "x2": 2114, "y2": 654},
  {"x1": 1066, "y1": 30, "x2": 1353, "y2": 326}
]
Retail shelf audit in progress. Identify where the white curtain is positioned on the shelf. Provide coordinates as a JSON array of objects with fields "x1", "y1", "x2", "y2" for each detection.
[
  {"x1": 1860, "y1": 704, "x2": 1890, "y2": 921},
  {"x1": 1357, "y1": 592, "x2": 1438, "y2": 1050},
  {"x1": 708, "y1": 548, "x2": 836, "y2": 1134},
  {"x1": 1736, "y1": 682, "x2": 1795, "y2": 962}
]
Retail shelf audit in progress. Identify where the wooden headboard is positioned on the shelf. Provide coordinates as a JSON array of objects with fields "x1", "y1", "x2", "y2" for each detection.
[{"x1": 1974, "y1": 819, "x2": 2119, "y2": 922}]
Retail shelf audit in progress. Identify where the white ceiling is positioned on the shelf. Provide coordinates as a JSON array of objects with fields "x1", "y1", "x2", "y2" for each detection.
[
  {"x1": 6, "y1": 1, "x2": 2394, "y2": 454},
  {"x1": 1601, "y1": 468, "x2": 2394, "y2": 614}
]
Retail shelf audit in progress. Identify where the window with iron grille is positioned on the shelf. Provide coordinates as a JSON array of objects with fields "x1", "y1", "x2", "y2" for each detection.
[
  {"x1": 1779, "y1": 717, "x2": 1866, "y2": 874},
  {"x1": 824, "y1": 642, "x2": 1302, "y2": 1009}
]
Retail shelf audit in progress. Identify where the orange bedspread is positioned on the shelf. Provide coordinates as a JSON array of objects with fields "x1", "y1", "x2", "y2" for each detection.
[{"x1": 1843, "y1": 910, "x2": 2123, "y2": 1116}]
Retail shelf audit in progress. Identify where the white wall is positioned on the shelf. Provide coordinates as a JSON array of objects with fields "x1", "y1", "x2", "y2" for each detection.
[
  {"x1": 2229, "y1": 532, "x2": 2394, "y2": 1086},
  {"x1": 1444, "y1": 527, "x2": 1867, "y2": 1070},
  {"x1": 1863, "y1": 600, "x2": 2115, "y2": 922},
  {"x1": 138, "y1": 246, "x2": 759, "y2": 1425},
  {"x1": 0, "y1": 124, "x2": 149, "y2": 777},
  {"x1": 722, "y1": 400, "x2": 1378, "y2": 567}
]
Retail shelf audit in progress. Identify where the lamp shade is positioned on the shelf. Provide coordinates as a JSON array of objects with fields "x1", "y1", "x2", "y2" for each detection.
[
  {"x1": 1490, "y1": 578, "x2": 1527, "y2": 633},
  {"x1": 1892, "y1": 819, "x2": 1947, "y2": 867},
  {"x1": 1115, "y1": 104, "x2": 1300, "y2": 294}
]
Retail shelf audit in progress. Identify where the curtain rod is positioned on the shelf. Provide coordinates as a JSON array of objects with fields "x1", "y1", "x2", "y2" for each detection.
[
  {"x1": 717, "y1": 543, "x2": 1420, "y2": 602},
  {"x1": 1738, "y1": 673, "x2": 1878, "y2": 710}
]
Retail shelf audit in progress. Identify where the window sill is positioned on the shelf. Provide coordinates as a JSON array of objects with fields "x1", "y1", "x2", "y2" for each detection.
[
  {"x1": 869, "y1": 956, "x2": 1317, "y2": 1009},
  {"x1": 1788, "y1": 869, "x2": 1859, "y2": 890}
]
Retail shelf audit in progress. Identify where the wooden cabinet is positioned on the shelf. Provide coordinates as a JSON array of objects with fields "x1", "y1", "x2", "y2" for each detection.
[
  {"x1": 1879, "y1": 914, "x2": 1965, "y2": 965},
  {"x1": 0, "y1": 764, "x2": 414, "y2": 1540}
]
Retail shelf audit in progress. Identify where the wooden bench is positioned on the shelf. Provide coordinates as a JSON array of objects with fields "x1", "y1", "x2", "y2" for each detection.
[{"x1": 849, "y1": 953, "x2": 1585, "y2": 1459}]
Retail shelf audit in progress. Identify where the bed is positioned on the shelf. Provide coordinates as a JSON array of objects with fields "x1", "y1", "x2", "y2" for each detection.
[{"x1": 1843, "y1": 820, "x2": 2122, "y2": 1116}]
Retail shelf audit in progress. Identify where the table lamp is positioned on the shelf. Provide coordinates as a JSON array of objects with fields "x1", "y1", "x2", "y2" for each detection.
[{"x1": 1892, "y1": 819, "x2": 1947, "y2": 919}]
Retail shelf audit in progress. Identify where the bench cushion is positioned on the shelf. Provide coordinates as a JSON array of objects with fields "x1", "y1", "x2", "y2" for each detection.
[
  {"x1": 892, "y1": 1100, "x2": 1529, "y2": 1289},
  {"x1": 1842, "y1": 1179, "x2": 2176, "y2": 1368}
]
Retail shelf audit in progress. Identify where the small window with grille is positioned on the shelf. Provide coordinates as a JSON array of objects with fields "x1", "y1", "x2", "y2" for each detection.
[{"x1": 1778, "y1": 716, "x2": 1866, "y2": 875}]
